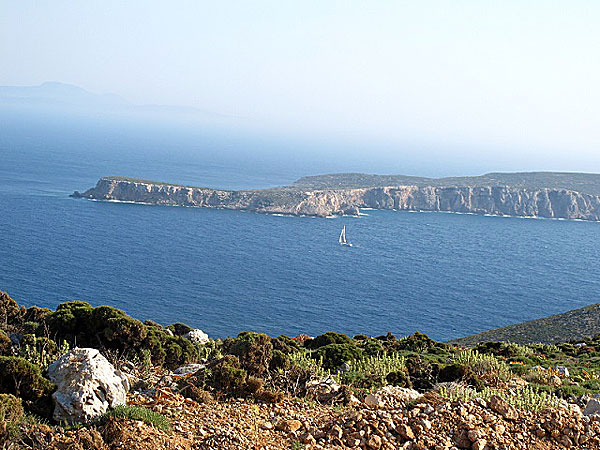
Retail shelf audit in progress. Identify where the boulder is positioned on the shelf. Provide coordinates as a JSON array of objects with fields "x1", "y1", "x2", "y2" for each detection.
[
  {"x1": 183, "y1": 329, "x2": 209, "y2": 345},
  {"x1": 584, "y1": 399, "x2": 600, "y2": 416},
  {"x1": 47, "y1": 348, "x2": 129, "y2": 424},
  {"x1": 306, "y1": 377, "x2": 341, "y2": 402},
  {"x1": 364, "y1": 386, "x2": 422, "y2": 409}
]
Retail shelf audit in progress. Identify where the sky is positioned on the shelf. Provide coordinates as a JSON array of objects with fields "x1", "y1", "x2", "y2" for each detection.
[{"x1": 2, "y1": 1, "x2": 600, "y2": 173}]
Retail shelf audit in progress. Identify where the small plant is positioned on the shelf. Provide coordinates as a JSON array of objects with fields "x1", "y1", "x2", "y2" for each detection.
[
  {"x1": 291, "y1": 441, "x2": 305, "y2": 450},
  {"x1": 289, "y1": 351, "x2": 329, "y2": 378},
  {"x1": 338, "y1": 352, "x2": 406, "y2": 387},
  {"x1": 102, "y1": 405, "x2": 171, "y2": 432},
  {"x1": 454, "y1": 350, "x2": 509, "y2": 377},
  {"x1": 19, "y1": 336, "x2": 70, "y2": 369},
  {"x1": 439, "y1": 384, "x2": 560, "y2": 412}
]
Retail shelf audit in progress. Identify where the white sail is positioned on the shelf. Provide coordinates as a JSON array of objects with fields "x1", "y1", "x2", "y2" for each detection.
[{"x1": 339, "y1": 225, "x2": 347, "y2": 245}]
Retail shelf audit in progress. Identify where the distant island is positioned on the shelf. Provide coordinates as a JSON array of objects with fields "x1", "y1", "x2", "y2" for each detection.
[{"x1": 73, "y1": 172, "x2": 600, "y2": 221}]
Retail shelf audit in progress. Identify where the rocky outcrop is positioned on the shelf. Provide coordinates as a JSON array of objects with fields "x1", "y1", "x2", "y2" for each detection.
[
  {"x1": 47, "y1": 348, "x2": 129, "y2": 424},
  {"x1": 73, "y1": 177, "x2": 600, "y2": 221}
]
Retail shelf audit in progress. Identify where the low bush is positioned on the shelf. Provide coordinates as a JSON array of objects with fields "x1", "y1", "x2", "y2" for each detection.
[
  {"x1": 227, "y1": 332, "x2": 273, "y2": 376},
  {"x1": 0, "y1": 330, "x2": 11, "y2": 356},
  {"x1": 305, "y1": 332, "x2": 352, "y2": 350},
  {"x1": 0, "y1": 356, "x2": 54, "y2": 417},
  {"x1": 314, "y1": 343, "x2": 363, "y2": 370},
  {"x1": 166, "y1": 323, "x2": 193, "y2": 336},
  {"x1": 358, "y1": 339, "x2": 385, "y2": 356},
  {"x1": 272, "y1": 335, "x2": 301, "y2": 353},
  {"x1": 270, "y1": 349, "x2": 291, "y2": 371},
  {"x1": 405, "y1": 355, "x2": 439, "y2": 391},
  {"x1": 0, "y1": 291, "x2": 23, "y2": 331},
  {"x1": 396, "y1": 333, "x2": 438, "y2": 353},
  {"x1": 199, "y1": 355, "x2": 248, "y2": 396}
]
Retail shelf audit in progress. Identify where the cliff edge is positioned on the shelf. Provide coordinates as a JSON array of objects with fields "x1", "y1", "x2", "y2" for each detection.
[{"x1": 73, "y1": 174, "x2": 600, "y2": 221}]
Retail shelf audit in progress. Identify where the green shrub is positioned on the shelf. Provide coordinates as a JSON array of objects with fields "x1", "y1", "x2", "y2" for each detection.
[
  {"x1": 272, "y1": 335, "x2": 301, "y2": 353},
  {"x1": 201, "y1": 355, "x2": 248, "y2": 395},
  {"x1": 20, "y1": 322, "x2": 39, "y2": 335},
  {"x1": 0, "y1": 330, "x2": 11, "y2": 356},
  {"x1": 166, "y1": 323, "x2": 193, "y2": 336},
  {"x1": 227, "y1": 332, "x2": 273, "y2": 376},
  {"x1": 475, "y1": 341, "x2": 534, "y2": 358},
  {"x1": 0, "y1": 291, "x2": 23, "y2": 331},
  {"x1": 22, "y1": 306, "x2": 52, "y2": 325},
  {"x1": 102, "y1": 405, "x2": 170, "y2": 432},
  {"x1": 143, "y1": 319, "x2": 162, "y2": 329},
  {"x1": 386, "y1": 370, "x2": 412, "y2": 388},
  {"x1": 0, "y1": 356, "x2": 54, "y2": 417},
  {"x1": 92, "y1": 306, "x2": 147, "y2": 349},
  {"x1": 46, "y1": 301, "x2": 93, "y2": 338},
  {"x1": 270, "y1": 349, "x2": 291, "y2": 371},
  {"x1": 353, "y1": 334, "x2": 369, "y2": 341},
  {"x1": 314, "y1": 343, "x2": 363, "y2": 370},
  {"x1": 162, "y1": 336, "x2": 198, "y2": 369},
  {"x1": 438, "y1": 363, "x2": 485, "y2": 391},
  {"x1": 305, "y1": 332, "x2": 352, "y2": 350},
  {"x1": 358, "y1": 339, "x2": 385, "y2": 356},
  {"x1": 405, "y1": 355, "x2": 439, "y2": 391},
  {"x1": 391, "y1": 333, "x2": 439, "y2": 353}
]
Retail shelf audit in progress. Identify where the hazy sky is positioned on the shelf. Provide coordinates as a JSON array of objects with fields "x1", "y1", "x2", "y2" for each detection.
[{"x1": 2, "y1": 1, "x2": 600, "y2": 172}]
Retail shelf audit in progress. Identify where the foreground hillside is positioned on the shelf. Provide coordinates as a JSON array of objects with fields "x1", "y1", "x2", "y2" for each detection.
[
  {"x1": 453, "y1": 304, "x2": 600, "y2": 346},
  {"x1": 1, "y1": 289, "x2": 600, "y2": 449}
]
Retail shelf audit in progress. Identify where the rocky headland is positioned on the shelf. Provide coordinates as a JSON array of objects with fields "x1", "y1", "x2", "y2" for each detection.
[
  {"x1": 2, "y1": 289, "x2": 600, "y2": 449},
  {"x1": 73, "y1": 172, "x2": 600, "y2": 221}
]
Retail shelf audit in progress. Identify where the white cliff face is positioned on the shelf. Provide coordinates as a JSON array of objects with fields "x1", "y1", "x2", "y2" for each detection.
[{"x1": 73, "y1": 177, "x2": 600, "y2": 221}]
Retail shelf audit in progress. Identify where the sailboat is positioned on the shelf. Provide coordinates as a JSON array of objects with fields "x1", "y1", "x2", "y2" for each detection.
[{"x1": 339, "y1": 225, "x2": 353, "y2": 247}]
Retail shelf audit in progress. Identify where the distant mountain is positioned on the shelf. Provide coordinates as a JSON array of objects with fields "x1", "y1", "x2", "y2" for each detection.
[
  {"x1": 293, "y1": 172, "x2": 600, "y2": 196},
  {"x1": 0, "y1": 82, "x2": 228, "y2": 119},
  {"x1": 0, "y1": 81, "x2": 128, "y2": 108},
  {"x1": 451, "y1": 304, "x2": 600, "y2": 345}
]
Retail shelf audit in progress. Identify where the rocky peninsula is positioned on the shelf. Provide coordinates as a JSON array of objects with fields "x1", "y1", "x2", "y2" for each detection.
[{"x1": 73, "y1": 172, "x2": 600, "y2": 221}]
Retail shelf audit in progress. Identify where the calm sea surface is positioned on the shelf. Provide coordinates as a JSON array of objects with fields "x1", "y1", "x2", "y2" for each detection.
[{"x1": 1, "y1": 111, "x2": 599, "y2": 340}]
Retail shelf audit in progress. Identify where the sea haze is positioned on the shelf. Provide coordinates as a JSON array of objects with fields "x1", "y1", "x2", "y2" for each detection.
[{"x1": 1, "y1": 109, "x2": 599, "y2": 340}]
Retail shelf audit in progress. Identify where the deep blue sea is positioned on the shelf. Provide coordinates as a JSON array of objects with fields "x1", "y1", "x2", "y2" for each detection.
[{"x1": 1, "y1": 108, "x2": 599, "y2": 340}]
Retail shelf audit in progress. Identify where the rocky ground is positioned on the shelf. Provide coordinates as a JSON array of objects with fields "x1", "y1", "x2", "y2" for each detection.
[{"x1": 7, "y1": 371, "x2": 600, "y2": 449}]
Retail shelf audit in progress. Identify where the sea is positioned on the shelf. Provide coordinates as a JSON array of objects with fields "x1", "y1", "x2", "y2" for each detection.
[{"x1": 1, "y1": 107, "x2": 599, "y2": 341}]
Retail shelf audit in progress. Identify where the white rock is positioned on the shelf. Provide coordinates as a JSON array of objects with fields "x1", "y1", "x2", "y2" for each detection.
[
  {"x1": 47, "y1": 348, "x2": 129, "y2": 424},
  {"x1": 183, "y1": 329, "x2": 209, "y2": 345},
  {"x1": 173, "y1": 363, "x2": 205, "y2": 375},
  {"x1": 555, "y1": 366, "x2": 570, "y2": 378},
  {"x1": 306, "y1": 377, "x2": 341, "y2": 402},
  {"x1": 364, "y1": 386, "x2": 422, "y2": 409}
]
